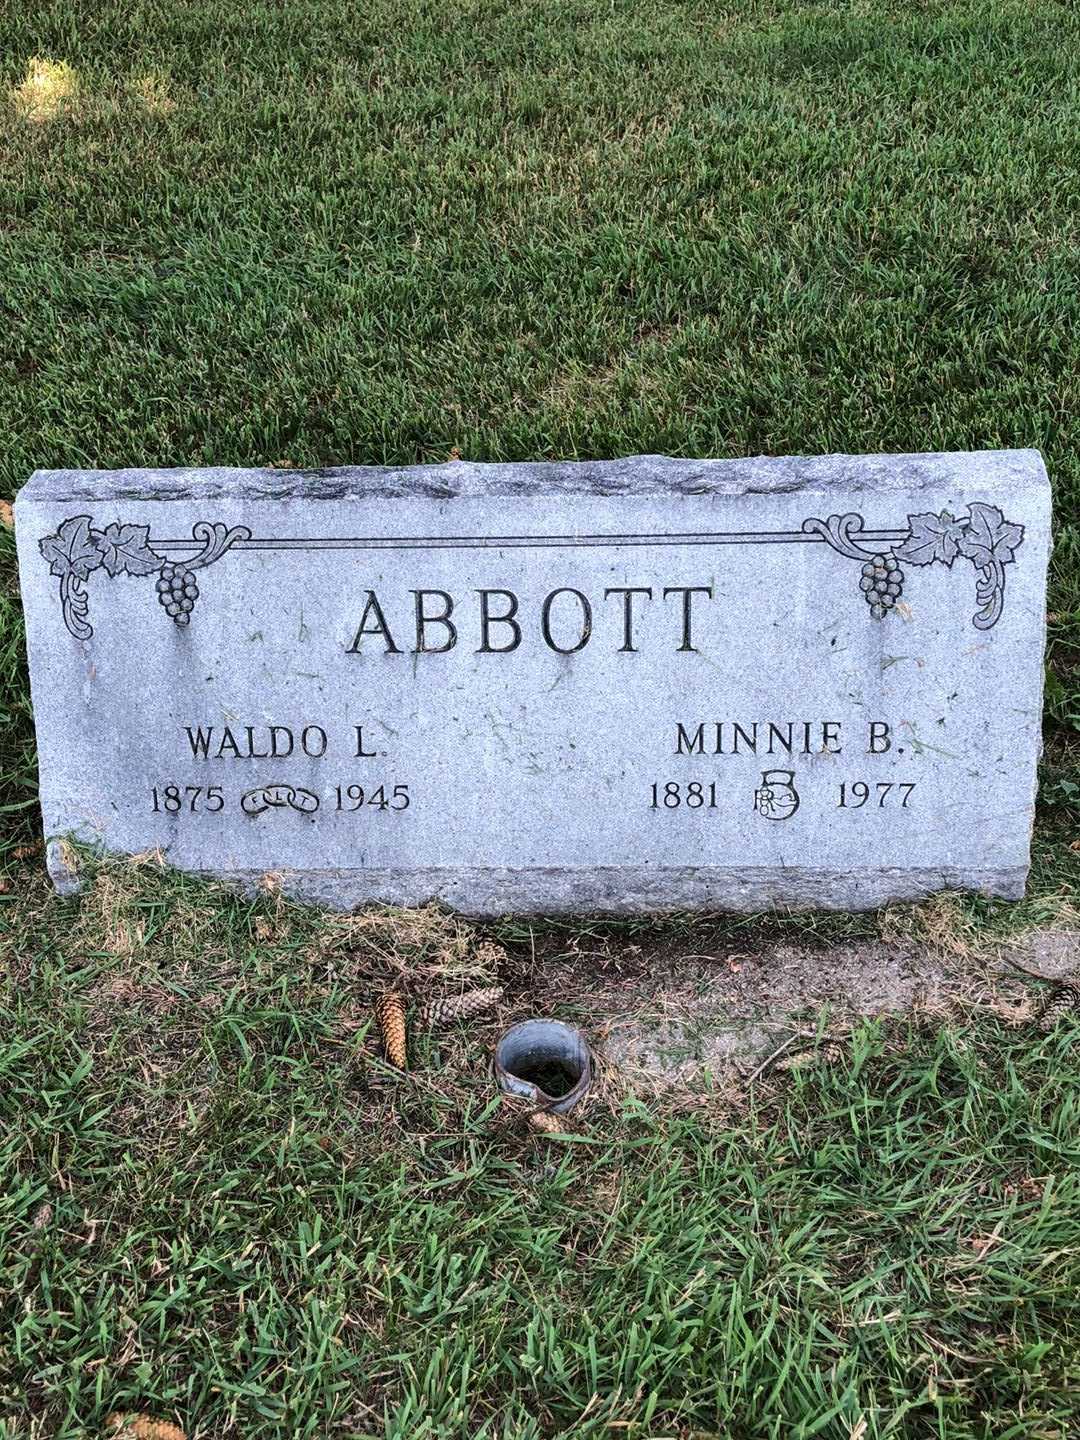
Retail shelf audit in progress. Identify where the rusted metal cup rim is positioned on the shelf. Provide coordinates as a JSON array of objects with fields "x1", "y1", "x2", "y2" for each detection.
[{"x1": 494, "y1": 1019, "x2": 591, "y2": 1114}]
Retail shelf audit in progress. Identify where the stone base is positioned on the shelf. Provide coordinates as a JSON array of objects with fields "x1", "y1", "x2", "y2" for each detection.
[{"x1": 162, "y1": 863, "x2": 1031, "y2": 914}]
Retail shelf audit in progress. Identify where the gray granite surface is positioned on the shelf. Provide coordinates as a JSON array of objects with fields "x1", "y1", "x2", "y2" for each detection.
[{"x1": 16, "y1": 451, "x2": 1050, "y2": 913}]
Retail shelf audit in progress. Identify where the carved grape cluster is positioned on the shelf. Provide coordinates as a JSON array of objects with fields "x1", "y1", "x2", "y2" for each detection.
[
  {"x1": 858, "y1": 554, "x2": 904, "y2": 619},
  {"x1": 155, "y1": 563, "x2": 200, "y2": 625}
]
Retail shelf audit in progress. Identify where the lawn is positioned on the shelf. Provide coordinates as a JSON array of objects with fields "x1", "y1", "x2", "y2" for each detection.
[
  {"x1": 2, "y1": 0, "x2": 1080, "y2": 1434},
  {"x1": 3, "y1": 861, "x2": 1080, "y2": 1440}
]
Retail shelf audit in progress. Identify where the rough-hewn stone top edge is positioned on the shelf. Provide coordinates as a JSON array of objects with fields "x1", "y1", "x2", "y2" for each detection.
[{"x1": 18, "y1": 449, "x2": 1048, "y2": 505}]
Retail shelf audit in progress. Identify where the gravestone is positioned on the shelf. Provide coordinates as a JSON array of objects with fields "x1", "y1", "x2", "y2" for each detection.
[{"x1": 16, "y1": 451, "x2": 1050, "y2": 913}]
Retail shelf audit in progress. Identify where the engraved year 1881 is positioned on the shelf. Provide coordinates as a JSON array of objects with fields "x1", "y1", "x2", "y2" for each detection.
[{"x1": 649, "y1": 781, "x2": 719, "y2": 809}]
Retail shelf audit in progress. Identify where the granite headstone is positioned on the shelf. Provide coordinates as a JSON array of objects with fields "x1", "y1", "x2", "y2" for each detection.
[{"x1": 16, "y1": 451, "x2": 1050, "y2": 913}]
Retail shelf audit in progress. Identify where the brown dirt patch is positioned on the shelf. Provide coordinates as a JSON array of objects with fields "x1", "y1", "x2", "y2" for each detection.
[{"x1": 488, "y1": 924, "x2": 1080, "y2": 1096}]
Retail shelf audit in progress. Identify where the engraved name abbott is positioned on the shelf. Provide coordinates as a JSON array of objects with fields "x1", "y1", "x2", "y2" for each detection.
[{"x1": 39, "y1": 504, "x2": 1024, "y2": 641}]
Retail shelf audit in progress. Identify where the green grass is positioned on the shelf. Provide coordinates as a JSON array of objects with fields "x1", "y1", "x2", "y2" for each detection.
[
  {"x1": 4, "y1": 0, "x2": 1080, "y2": 1433},
  {"x1": 3, "y1": 0, "x2": 1080, "y2": 831},
  {"x1": 3, "y1": 862, "x2": 1080, "y2": 1440},
  {"x1": 2, "y1": 0, "x2": 1080, "y2": 845}
]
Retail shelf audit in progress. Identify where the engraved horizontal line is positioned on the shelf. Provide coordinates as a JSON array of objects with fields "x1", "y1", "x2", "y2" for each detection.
[{"x1": 151, "y1": 529, "x2": 910, "y2": 551}]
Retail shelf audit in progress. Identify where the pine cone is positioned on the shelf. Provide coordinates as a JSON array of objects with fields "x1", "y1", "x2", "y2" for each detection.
[
  {"x1": 775, "y1": 1041, "x2": 844, "y2": 1074},
  {"x1": 420, "y1": 986, "x2": 504, "y2": 1029},
  {"x1": 1039, "y1": 986, "x2": 1077, "y2": 1033},
  {"x1": 106, "y1": 1416, "x2": 185, "y2": 1440},
  {"x1": 528, "y1": 1111, "x2": 566, "y2": 1135},
  {"x1": 375, "y1": 992, "x2": 407, "y2": 1068}
]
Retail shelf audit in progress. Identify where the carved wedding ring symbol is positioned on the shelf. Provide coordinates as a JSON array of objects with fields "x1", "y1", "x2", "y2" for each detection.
[{"x1": 241, "y1": 784, "x2": 320, "y2": 816}]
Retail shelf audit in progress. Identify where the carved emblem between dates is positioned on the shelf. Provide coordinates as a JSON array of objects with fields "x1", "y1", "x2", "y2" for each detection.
[
  {"x1": 241, "y1": 783, "x2": 320, "y2": 817},
  {"x1": 39, "y1": 504, "x2": 1024, "y2": 640}
]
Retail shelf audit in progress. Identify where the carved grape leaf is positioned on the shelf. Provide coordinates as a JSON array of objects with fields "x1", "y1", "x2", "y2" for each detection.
[
  {"x1": 957, "y1": 502, "x2": 1024, "y2": 571},
  {"x1": 39, "y1": 515, "x2": 104, "y2": 580},
  {"x1": 894, "y1": 511, "x2": 968, "y2": 567},
  {"x1": 97, "y1": 521, "x2": 161, "y2": 577}
]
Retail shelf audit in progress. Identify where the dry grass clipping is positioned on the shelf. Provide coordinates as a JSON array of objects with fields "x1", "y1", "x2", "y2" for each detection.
[
  {"x1": 320, "y1": 905, "x2": 500, "y2": 989},
  {"x1": 882, "y1": 890, "x2": 1080, "y2": 965}
]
